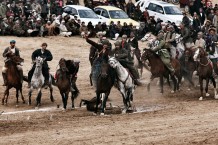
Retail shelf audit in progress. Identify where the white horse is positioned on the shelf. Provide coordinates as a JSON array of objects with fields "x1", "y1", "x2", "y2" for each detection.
[
  {"x1": 108, "y1": 57, "x2": 135, "y2": 113},
  {"x1": 175, "y1": 34, "x2": 185, "y2": 59},
  {"x1": 28, "y1": 56, "x2": 54, "y2": 107}
]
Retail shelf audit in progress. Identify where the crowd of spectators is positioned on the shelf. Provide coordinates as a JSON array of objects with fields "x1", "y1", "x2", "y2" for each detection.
[{"x1": 0, "y1": 0, "x2": 217, "y2": 39}]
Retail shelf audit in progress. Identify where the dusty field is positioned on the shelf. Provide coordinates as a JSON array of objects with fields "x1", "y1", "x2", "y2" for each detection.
[{"x1": 0, "y1": 36, "x2": 218, "y2": 145}]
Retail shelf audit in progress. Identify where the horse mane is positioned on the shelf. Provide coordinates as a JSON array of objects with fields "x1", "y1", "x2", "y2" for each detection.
[{"x1": 143, "y1": 48, "x2": 160, "y2": 59}]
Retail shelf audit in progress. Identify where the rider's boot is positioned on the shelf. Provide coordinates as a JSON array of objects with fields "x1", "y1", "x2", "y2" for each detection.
[
  {"x1": 44, "y1": 79, "x2": 49, "y2": 89},
  {"x1": 2, "y1": 73, "x2": 7, "y2": 86}
]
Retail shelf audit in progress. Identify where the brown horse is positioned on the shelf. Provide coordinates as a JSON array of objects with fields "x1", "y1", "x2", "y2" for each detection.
[
  {"x1": 141, "y1": 49, "x2": 182, "y2": 93},
  {"x1": 2, "y1": 54, "x2": 25, "y2": 105},
  {"x1": 55, "y1": 58, "x2": 79, "y2": 110},
  {"x1": 197, "y1": 48, "x2": 218, "y2": 100}
]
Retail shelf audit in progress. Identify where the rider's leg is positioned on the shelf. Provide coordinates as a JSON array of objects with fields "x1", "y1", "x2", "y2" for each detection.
[
  {"x1": 42, "y1": 67, "x2": 49, "y2": 85},
  {"x1": 161, "y1": 56, "x2": 175, "y2": 75},
  {"x1": 2, "y1": 66, "x2": 7, "y2": 86},
  {"x1": 125, "y1": 64, "x2": 142, "y2": 86}
]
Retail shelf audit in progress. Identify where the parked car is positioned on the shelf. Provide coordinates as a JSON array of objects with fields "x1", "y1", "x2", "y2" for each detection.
[
  {"x1": 135, "y1": 0, "x2": 192, "y2": 26},
  {"x1": 62, "y1": 5, "x2": 106, "y2": 25},
  {"x1": 94, "y1": 6, "x2": 140, "y2": 27}
]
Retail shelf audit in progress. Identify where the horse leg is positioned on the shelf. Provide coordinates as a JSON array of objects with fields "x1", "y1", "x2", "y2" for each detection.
[
  {"x1": 60, "y1": 93, "x2": 66, "y2": 110},
  {"x1": 199, "y1": 77, "x2": 204, "y2": 100},
  {"x1": 71, "y1": 92, "x2": 75, "y2": 109},
  {"x1": 5, "y1": 87, "x2": 10, "y2": 105},
  {"x1": 28, "y1": 88, "x2": 33, "y2": 105},
  {"x1": 205, "y1": 78, "x2": 210, "y2": 97},
  {"x1": 160, "y1": 76, "x2": 164, "y2": 94},
  {"x1": 49, "y1": 85, "x2": 54, "y2": 102},
  {"x1": 95, "y1": 92, "x2": 101, "y2": 114},
  {"x1": 100, "y1": 93, "x2": 106, "y2": 115},
  {"x1": 147, "y1": 76, "x2": 154, "y2": 92},
  {"x1": 16, "y1": 89, "x2": 19, "y2": 105},
  {"x1": 170, "y1": 75, "x2": 177, "y2": 93},
  {"x1": 211, "y1": 77, "x2": 218, "y2": 99},
  {"x1": 2, "y1": 87, "x2": 9, "y2": 105},
  {"x1": 65, "y1": 92, "x2": 69, "y2": 109},
  {"x1": 36, "y1": 89, "x2": 42, "y2": 107},
  {"x1": 20, "y1": 88, "x2": 25, "y2": 104}
]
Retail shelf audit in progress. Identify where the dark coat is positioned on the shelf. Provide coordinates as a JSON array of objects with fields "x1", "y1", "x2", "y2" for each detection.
[
  {"x1": 32, "y1": 49, "x2": 53, "y2": 68},
  {"x1": 199, "y1": 12, "x2": 206, "y2": 25},
  {"x1": 3, "y1": 47, "x2": 20, "y2": 59}
]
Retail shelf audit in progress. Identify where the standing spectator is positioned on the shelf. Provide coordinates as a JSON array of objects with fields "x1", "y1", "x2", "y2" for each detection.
[
  {"x1": 182, "y1": 11, "x2": 190, "y2": 27},
  {"x1": 207, "y1": 9, "x2": 214, "y2": 22},
  {"x1": 41, "y1": 1, "x2": 48, "y2": 20},
  {"x1": 142, "y1": 9, "x2": 149, "y2": 22},
  {"x1": 213, "y1": 9, "x2": 218, "y2": 32},
  {"x1": 134, "y1": 5, "x2": 142, "y2": 21},
  {"x1": 121, "y1": 22, "x2": 131, "y2": 37},
  {"x1": 126, "y1": 0, "x2": 135, "y2": 19},
  {"x1": 155, "y1": 18, "x2": 163, "y2": 36},
  {"x1": 31, "y1": 1, "x2": 41, "y2": 14},
  {"x1": 0, "y1": 2, "x2": 7, "y2": 18},
  {"x1": 199, "y1": 7, "x2": 206, "y2": 26},
  {"x1": 87, "y1": 21, "x2": 95, "y2": 37},
  {"x1": 66, "y1": 0, "x2": 74, "y2": 5}
]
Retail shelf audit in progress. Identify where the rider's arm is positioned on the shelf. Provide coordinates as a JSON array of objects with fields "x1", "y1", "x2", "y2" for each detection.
[
  {"x1": 31, "y1": 50, "x2": 38, "y2": 61},
  {"x1": 3, "y1": 48, "x2": 11, "y2": 58},
  {"x1": 153, "y1": 40, "x2": 165, "y2": 52},
  {"x1": 115, "y1": 49, "x2": 128, "y2": 59},
  {"x1": 168, "y1": 33, "x2": 176, "y2": 42},
  {"x1": 44, "y1": 50, "x2": 53, "y2": 61},
  {"x1": 86, "y1": 38, "x2": 102, "y2": 51}
]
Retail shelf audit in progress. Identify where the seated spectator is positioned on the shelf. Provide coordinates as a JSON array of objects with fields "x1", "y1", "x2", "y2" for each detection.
[
  {"x1": 80, "y1": 21, "x2": 90, "y2": 38},
  {"x1": 45, "y1": 21, "x2": 54, "y2": 36},
  {"x1": 59, "y1": 20, "x2": 72, "y2": 37},
  {"x1": 13, "y1": 20, "x2": 25, "y2": 37}
]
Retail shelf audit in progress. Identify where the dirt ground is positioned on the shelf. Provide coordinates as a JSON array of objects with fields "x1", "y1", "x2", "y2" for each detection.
[{"x1": 0, "y1": 35, "x2": 218, "y2": 145}]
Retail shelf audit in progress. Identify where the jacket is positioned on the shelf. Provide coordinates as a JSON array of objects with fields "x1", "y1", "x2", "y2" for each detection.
[
  {"x1": 3, "y1": 47, "x2": 20, "y2": 59},
  {"x1": 153, "y1": 40, "x2": 171, "y2": 58},
  {"x1": 32, "y1": 49, "x2": 53, "y2": 68}
]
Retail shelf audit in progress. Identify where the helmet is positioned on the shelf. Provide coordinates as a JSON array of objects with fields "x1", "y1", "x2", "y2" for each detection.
[{"x1": 10, "y1": 40, "x2": 16, "y2": 43}]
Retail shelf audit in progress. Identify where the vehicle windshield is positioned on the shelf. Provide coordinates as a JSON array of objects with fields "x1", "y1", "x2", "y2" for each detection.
[
  {"x1": 164, "y1": 6, "x2": 182, "y2": 15},
  {"x1": 78, "y1": 10, "x2": 99, "y2": 18},
  {"x1": 109, "y1": 10, "x2": 129, "y2": 19}
]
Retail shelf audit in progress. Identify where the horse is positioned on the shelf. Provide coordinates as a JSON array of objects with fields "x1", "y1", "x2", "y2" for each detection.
[
  {"x1": 95, "y1": 61, "x2": 115, "y2": 115},
  {"x1": 55, "y1": 58, "x2": 80, "y2": 110},
  {"x1": 141, "y1": 49, "x2": 182, "y2": 93},
  {"x1": 197, "y1": 48, "x2": 218, "y2": 100},
  {"x1": 179, "y1": 48, "x2": 197, "y2": 87},
  {"x1": 2, "y1": 54, "x2": 25, "y2": 105},
  {"x1": 28, "y1": 56, "x2": 54, "y2": 107},
  {"x1": 108, "y1": 57, "x2": 135, "y2": 113}
]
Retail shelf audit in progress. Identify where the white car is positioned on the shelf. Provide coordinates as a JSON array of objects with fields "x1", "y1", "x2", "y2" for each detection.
[
  {"x1": 62, "y1": 5, "x2": 106, "y2": 25},
  {"x1": 135, "y1": 0, "x2": 192, "y2": 26}
]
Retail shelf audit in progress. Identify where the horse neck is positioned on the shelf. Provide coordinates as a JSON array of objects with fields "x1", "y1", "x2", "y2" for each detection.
[
  {"x1": 6, "y1": 61, "x2": 19, "y2": 78},
  {"x1": 200, "y1": 56, "x2": 209, "y2": 63},
  {"x1": 115, "y1": 63, "x2": 127, "y2": 78},
  {"x1": 33, "y1": 66, "x2": 43, "y2": 77},
  {"x1": 147, "y1": 54, "x2": 162, "y2": 67}
]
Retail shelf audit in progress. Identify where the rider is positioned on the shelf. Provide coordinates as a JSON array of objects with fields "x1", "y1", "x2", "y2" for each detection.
[
  {"x1": 164, "y1": 25, "x2": 177, "y2": 59},
  {"x1": 111, "y1": 40, "x2": 142, "y2": 86},
  {"x1": 180, "y1": 22, "x2": 194, "y2": 49},
  {"x1": 193, "y1": 31, "x2": 206, "y2": 61},
  {"x1": 2, "y1": 40, "x2": 23, "y2": 86},
  {"x1": 27, "y1": 43, "x2": 53, "y2": 88},
  {"x1": 128, "y1": 32, "x2": 141, "y2": 64},
  {"x1": 152, "y1": 31, "x2": 175, "y2": 75}
]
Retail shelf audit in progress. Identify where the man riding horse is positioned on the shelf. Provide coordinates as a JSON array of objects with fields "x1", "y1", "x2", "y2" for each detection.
[
  {"x1": 180, "y1": 22, "x2": 194, "y2": 49},
  {"x1": 2, "y1": 40, "x2": 23, "y2": 86},
  {"x1": 152, "y1": 31, "x2": 175, "y2": 75},
  {"x1": 28, "y1": 43, "x2": 53, "y2": 88},
  {"x1": 193, "y1": 31, "x2": 206, "y2": 61},
  {"x1": 111, "y1": 40, "x2": 142, "y2": 86}
]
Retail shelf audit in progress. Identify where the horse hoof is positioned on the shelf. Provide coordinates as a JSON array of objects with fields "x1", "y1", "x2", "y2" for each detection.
[
  {"x1": 35, "y1": 107, "x2": 39, "y2": 110},
  {"x1": 15, "y1": 105, "x2": 19, "y2": 108},
  {"x1": 62, "y1": 108, "x2": 66, "y2": 112},
  {"x1": 214, "y1": 95, "x2": 218, "y2": 99},
  {"x1": 206, "y1": 93, "x2": 210, "y2": 97},
  {"x1": 171, "y1": 90, "x2": 175, "y2": 94},
  {"x1": 199, "y1": 97, "x2": 203, "y2": 101},
  {"x1": 122, "y1": 110, "x2": 127, "y2": 114},
  {"x1": 71, "y1": 107, "x2": 75, "y2": 110},
  {"x1": 100, "y1": 113, "x2": 104, "y2": 116},
  {"x1": 23, "y1": 101, "x2": 25, "y2": 104}
]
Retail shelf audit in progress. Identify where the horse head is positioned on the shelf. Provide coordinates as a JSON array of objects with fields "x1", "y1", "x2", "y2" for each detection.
[
  {"x1": 184, "y1": 48, "x2": 194, "y2": 62},
  {"x1": 100, "y1": 61, "x2": 110, "y2": 78},
  {"x1": 34, "y1": 56, "x2": 44, "y2": 68},
  {"x1": 108, "y1": 56, "x2": 118, "y2": 69},
  {"x1": 141, "y1": 48, "x2": 154, "y2": 62},
  {"x1": 199, "y1": 48, "x2": 208, "y2": 58},
  {"x1": 59, "y1": 58, "x2": 69, "y2": 72}
]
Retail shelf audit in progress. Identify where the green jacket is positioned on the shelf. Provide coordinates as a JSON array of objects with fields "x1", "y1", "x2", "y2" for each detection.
[
  {"x1": 153, "y1": 40, "x2": 171, "y2": 58},
  {"x1": 111, "y1": 47, "x2": 133, "y2": 64},
  {"x1": 181, "y1": 27, "x2": 193, "y2": 43}
]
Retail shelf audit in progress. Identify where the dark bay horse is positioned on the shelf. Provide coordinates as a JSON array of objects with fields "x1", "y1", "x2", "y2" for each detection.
[
  {"x1": 179, "y1": 48, "x2": 197, "y2": 87},
  {"x1": 2, "y1": 54, "x2": 25, "y2": 105},
  {"x1": 55, "y1": 58, "x2": 80, "y2": 110},
  {"x1": 141, "y1": 49, "x2": 182, "y2": 93},
  {"x1": 197, "y1": 48, "x2": 218, "y2": 100},
  {"x1": 95, "y1": 61, "x2": 115, "y2": 115}
]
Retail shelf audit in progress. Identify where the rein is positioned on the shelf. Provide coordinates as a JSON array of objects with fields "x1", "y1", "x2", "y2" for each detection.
[{"x1": 199, "y1": 57, "x2": 211, "y2": 67}]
